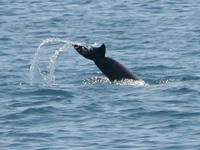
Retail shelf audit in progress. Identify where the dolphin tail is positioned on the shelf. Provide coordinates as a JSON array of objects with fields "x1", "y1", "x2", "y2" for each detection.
[
  {"x1": 73, "y1": 44, "x2": 106, "y2": 60},
  {"x1": 93, "y1": 44, "x2": 106, "y2": 60}
]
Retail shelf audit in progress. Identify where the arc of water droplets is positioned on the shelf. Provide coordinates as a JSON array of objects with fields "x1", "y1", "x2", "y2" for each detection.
[{"x1": 29, "y1": 38, "x2": 84, "y2": 85}]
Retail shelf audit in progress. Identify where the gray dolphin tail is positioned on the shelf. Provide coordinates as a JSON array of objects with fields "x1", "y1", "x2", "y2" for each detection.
[{"x1": 73, "y1": 44, "x2": 106, "y2": 61}]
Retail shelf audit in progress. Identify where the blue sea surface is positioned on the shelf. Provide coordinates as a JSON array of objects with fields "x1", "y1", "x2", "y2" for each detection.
[{"x1": 1, "y1": 0, "x2": 200, "y2": 149}]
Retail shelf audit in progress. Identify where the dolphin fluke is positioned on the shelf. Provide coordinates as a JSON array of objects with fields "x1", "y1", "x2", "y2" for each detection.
[
  {"x1": 73, "y1": 44, "x2": 106, "y2": 61},
  {"x1": 73, "y1": 44, "x2": 94, "y2": 60},
  {"x1": 73, "y1": 43, "x2": 140, "y2": 81},
  {"x1": 92, "y1": 44, "x2": 106, "y2": 60}
]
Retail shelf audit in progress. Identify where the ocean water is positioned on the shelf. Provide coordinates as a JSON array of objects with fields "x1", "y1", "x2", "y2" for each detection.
[{"x1": 1, "y1": 0, "x2": 200, "y2": 149}]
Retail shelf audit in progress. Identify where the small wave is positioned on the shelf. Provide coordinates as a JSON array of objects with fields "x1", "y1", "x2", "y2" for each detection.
[
  {"x1": 172, "y1": 87, "x2": 197, "y2": 94},
  {"x1": 21, "y1": 106, "x2": 56, "y2": 115},
  {"x1": 81, "y1": 103, "x2": 104, "y2": 113},
  {"x1": 12, "y1": 88, "x2": 74, "y2": 98},
  {"x1": 32, "y1": 88, "x2": 74, "y2": 97},
  {"x1": 181, "y1": 76, "x2": 200, "y2": 81}
]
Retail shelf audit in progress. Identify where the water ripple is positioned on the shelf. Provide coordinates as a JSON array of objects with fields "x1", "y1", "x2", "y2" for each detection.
[{"x1": 1, "y1": 0, "x2": 200, "y2": 149}]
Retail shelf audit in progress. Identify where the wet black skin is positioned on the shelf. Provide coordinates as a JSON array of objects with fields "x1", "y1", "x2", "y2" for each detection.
[{"x1": 73, "y1": 44, "x2": 140, "y2": 81}]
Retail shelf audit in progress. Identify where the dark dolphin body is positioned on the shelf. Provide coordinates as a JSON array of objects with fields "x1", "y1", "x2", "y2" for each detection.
[{"x1": 73, "y1": 44, "x2": 140, "y2": 81}]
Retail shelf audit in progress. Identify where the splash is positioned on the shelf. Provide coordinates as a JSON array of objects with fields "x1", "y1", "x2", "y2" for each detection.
[
  {"x1": 156, "y1": 79, "x2": 175, "y2": 84},
  {"x1": 82, "y1": 76, "x2": 148, "y2": 86},
  {"x1": 29, "y1": 39, "x2": 148, "y2": 86},
  {"x1": 29, "y1": 38, "x2": 83, "y2": 85},
  {"x1": 113, "y1": 79, "x2": 148, "y2": 86},
  {"x1": 82, "y1": 76, "x2": 111, "y2": 84}
]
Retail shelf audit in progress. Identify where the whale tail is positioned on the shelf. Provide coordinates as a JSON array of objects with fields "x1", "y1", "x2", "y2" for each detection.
[{"x1": 73, "y1": 44, "x2": 106, "y2": 61}]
